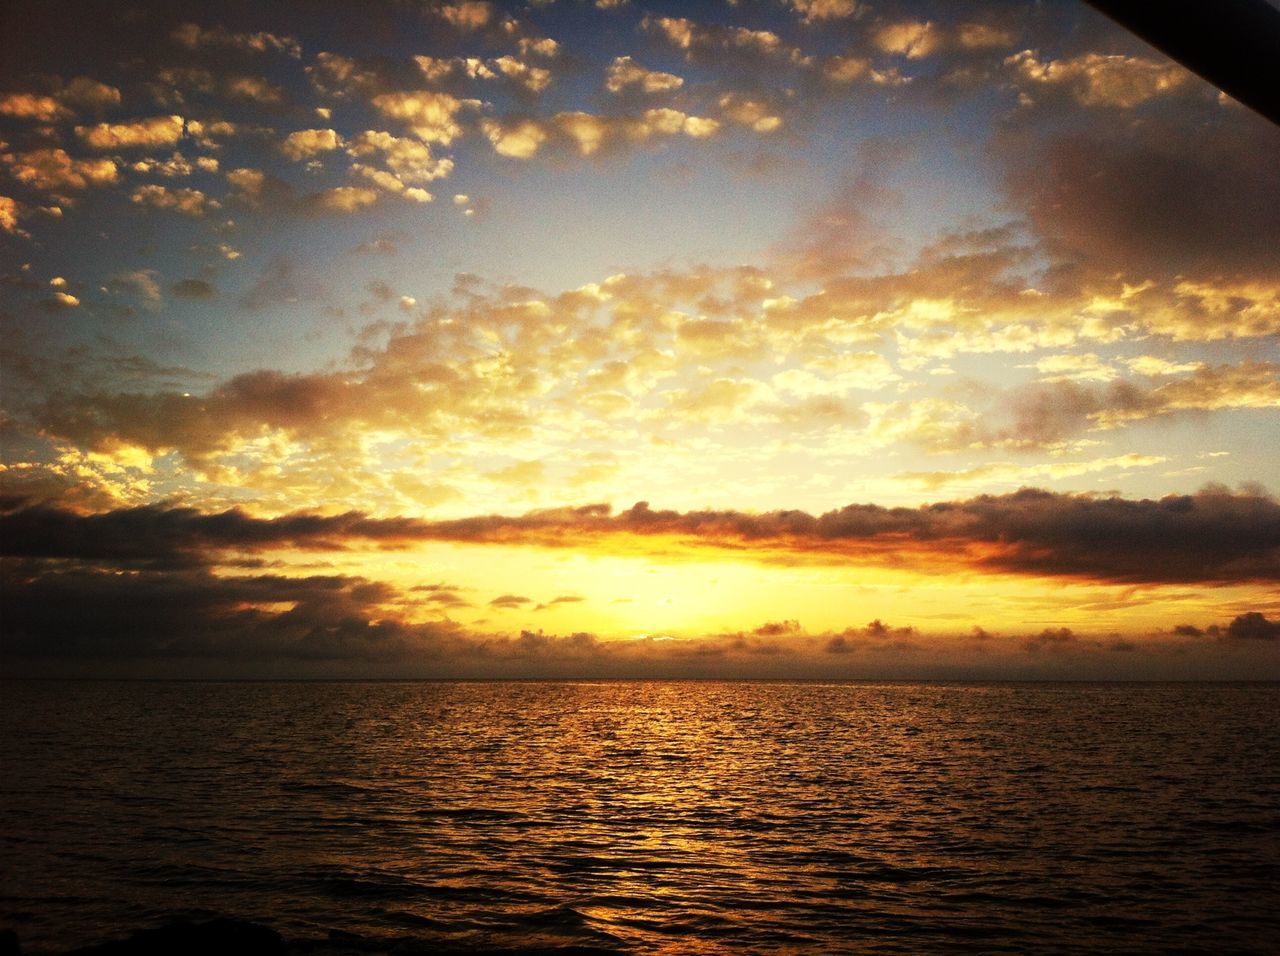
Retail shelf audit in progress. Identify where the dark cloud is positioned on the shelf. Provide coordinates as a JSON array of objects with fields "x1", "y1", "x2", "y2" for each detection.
[
  {"x1": 969, "y1": 363, "x2": 1280, "y2": 449},
  {"x1": 0, "y1": 562, "x2": 410, "y2": 663},
  {"x1": 534, "y1": 594, "x2": 584, "y2": 610},
  {"x1": 1004, "y1": 111, "x2": 1280, "y2": 282},
  {"x1": 1022, "y1": 627, "x2": 1077, "y2": 653},
  {"x1": 6, "y1": 559, "x2": 1272, "y2": 679},
  {"x1": 777, "y1": 138, "x2": 911, "y2": 279},
  {"x1": 172, "y1": 278, "x2": 216, "y2": 299},
  {"x1": 490, "y1": 594, "x2": 532, "y2": 608},
  {"x1": 1173, "y1": 613, "x2": 1279, "y2": 641},
  {"x1": 241, "y1": 257, "x2": 304, "y2": 310},
  {"x1": 1225, "y1": 612, "x2": 1280, "y2": 641},
  {"x1": 4, "y1": 485, "x2": 1278, "y2": 585}
]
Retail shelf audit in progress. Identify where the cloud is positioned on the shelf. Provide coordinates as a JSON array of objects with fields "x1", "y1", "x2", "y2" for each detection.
[
  {"x1": 40, "y1": 291, "x2": 80, "y2": 312},
  {"x1": 1005, "y1": 51, "x2": 1191, "y2": 109},
  {"x1": 480, "y1": 118, "x2": 549, "y2": 159},
  {"x1": 225, "y1": 167, "x2": 291, "y2": 207},
  {"x1": 790, "y1": 0, "x2": 863, "y2": 24},
  {"x1": 412, "y1": 53, "x2": 553, "y2": 95},
  {"x1": 490, "y1": 594, "x2": 532, "y2": 609},
  {"x1": 956, "y1": 23, "x2": 1014, "y2": 49},
  {"x1": 149, "y1": 68, "x2": 286, "y2": 109},
  {"x1": 2, "y1": 148, "x2": 119, "y2": 193},
  {"x1": 947, "y1": 365, "x2": 1278, "y2": 450},
  {"x1": 717, "y1": 95, "x2": 782, "y2": 133},
  {"x1": 962, "y1": 363, "x2": 1274, "y2": 447},
  {"x1": 7, "y1": 244, "x2": 1269, "y2": 518},
  {"x1": 130, "y1": 152, "x2": 217, "y2": 177},
  {"x1": 76, "y1": 116, "x2": 186, "y2": 150},
  {"x1": 371, "y1": 91, "x2": 471, "y2": 145},
  {"x1": 557, "y1": 109, "x2": 719, "y2": 155},
  {"x1": 1174, "y1": 613, "x2": 1280, "y2": 642},
  {"x1": 351, "y1": 166, "x2": 433, "y2": 203},
  {"x1": 306, "y1": 52, "x2": 384, "y2": 99},
  {"x1": 171, "y1": 279, "x2": 216, "y2": 300},
  {"x1": 4, "y1": 559, "x2": 1271, "y2": 679},
  {"x1": 0, "y1": 195, "x2": 23, "y2": 234},
  {"x1": 1027, "y1": 352, "x2": 1117, "y2": 383},
  {"x1": 306, "y1": 186, "x2": 381, "y2": 215},
  {"x1": 239, "y1": 258, "x2": 304, "y2": 311},
  {"x1": 898, "y1": 453, "x2": 1167, "y2": 491},
  {"x1": 0, "y1": 564, "x2": 416, "y2": 665},
  {"x1": 280, "y1": 128, "x2": 343, "y2": 161},
  {"x1": 605, "y1": 57, "x2": 683, "y2": 94},
  {"x1": 491, "y1": 56, "x2": 552, "y2": 94},
  {"x1": 1086, "y1": 362, "x2": 1280, "y2": 430},
  {"x1": 0, "y1": 93, "x2": 69, "y2": 122},
  {"x1": 108, "y1": 270, "x2": 164, "y2": 308},
  {"x1": 518, "y1": 37, "x2": 560, "y2": 59},
  {"x1": 58, "y1": 76, "x2": 123, "y2": 110},
  {"x1": 1004, "y1": 111, "x2": 1280, "y2": 280},
  {"x1": 641, "y1": 14, "x2": 792, "y2": 62},
  {"x1": 478, "y1": 107, "x2": 720, "y2": 160},
  {"x1": 183, "y1": 119, "x2": 243, "y2": 148},
  {"x1": 0, "y1": 79, "x2": 120, "y2": 123},
  {"x1": 435, "y1": 2, "x2": 494, "y2": 32},
  {"x1": 1225, "y1": 612, "x2": 1280, "y2": 641},
  {"x1": 223, "y1": 76, "x2": 288, "y2": 106},
  {"x1": 872, "y1": 21, "x2": 942, "y2": 60},
  {"x1": 536, "y1": 595, "x2": 584, "y2": 610},
  {"x1": 170, "y1": 22, "x2": 302, "y2": 59},
  {"x1": 130, "y1": 184, "x2": 216, "y2": 217},
  {"x1": 777, "y1": 138, "x2": 908, "y2": 277},
  {"x1": 5, "y1": 486, "x2": 1278, "y2": 586}
]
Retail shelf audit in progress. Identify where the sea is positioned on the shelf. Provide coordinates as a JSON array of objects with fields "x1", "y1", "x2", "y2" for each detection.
[{"x1": 2, "y1": 681, "x2": 1278, "y2": 954}]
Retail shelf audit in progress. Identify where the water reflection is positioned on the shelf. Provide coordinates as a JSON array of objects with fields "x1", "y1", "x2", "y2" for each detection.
[{"x1": 2, "y1": 681, "x2": 1278, "y2": 952}]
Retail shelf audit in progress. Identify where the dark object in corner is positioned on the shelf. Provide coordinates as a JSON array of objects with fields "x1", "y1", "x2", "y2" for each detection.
[
  {"x1": 1083, "y1": 0, "x2": 1280, "y2": 126},
  {"x1": 66, "y1": 918, "x2": 286, "y2": 956}
]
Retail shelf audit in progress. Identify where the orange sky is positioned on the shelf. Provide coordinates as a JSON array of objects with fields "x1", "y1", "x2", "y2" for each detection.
[{"x1": 1, "y1": 0, "x2": 1278, "y2": 676}]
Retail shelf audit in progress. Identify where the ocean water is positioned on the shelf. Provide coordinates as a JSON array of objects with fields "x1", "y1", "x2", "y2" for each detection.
[{"x1": 1, "y1": 681, "x2": 1278, "y2": 954}]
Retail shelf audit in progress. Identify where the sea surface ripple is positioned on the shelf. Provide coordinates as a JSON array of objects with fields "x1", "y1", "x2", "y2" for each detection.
[{"x1": 2, "y1": 681, "x2": 1278, "y2": 953}]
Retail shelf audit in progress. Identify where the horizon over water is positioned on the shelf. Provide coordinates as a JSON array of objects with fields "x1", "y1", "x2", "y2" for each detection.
[{"x1": 3, "y1": 680, "x2": 1278, "y2": 954}]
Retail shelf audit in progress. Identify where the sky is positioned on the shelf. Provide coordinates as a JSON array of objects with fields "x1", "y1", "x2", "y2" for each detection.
[{"x1": 1, "y1": 0, "x2": 1278, "y2": 678}]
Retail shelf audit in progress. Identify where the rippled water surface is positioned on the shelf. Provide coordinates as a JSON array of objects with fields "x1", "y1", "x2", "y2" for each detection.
[{"x1": 2, "y1": 681, "x2": 1279, "y2": 953}]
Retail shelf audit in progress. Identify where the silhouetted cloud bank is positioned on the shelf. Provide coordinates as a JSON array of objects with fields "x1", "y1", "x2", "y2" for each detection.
[{"x1": 5, "y1": 485, "x2": 1277, "y2": 584}]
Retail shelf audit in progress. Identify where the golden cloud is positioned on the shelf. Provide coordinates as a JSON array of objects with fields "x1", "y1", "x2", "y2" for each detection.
[
  {"x1": 481, "y1": 117, "x2": 549, "y2": 159},
  {"x1": 873, "y1": 21, "x2": 942, "y2": 59},
  {"x1": 790, "y1": 0, "x2": 862, "y2": 24},
  {"x1": 2, "y1": 148, "x2": 119, "y2": 193},
  {"x1": 437, "y1": 1, "x2": 495, "y2": 32},
  {"x1": 76, "y1": 115, "x2": 185, "y2": 150},
  {"x1": 371, "y1": 91, "x2": 471, "y2": 145},
  {"x1": 307, "y1": 186, "x2": 381, "y2": 214},
  {"x1": 0, "y1": 92, "x2": 69, "y2": 122},
  {"x1": 0, "y1": 195, "x2": 23, "y2": 234},
  {"x1": 1005, "y1": 51, "x2": 1191, "y2": 108},
  {"x1": 346, "y1": 130, "x2": 454, "y2": 182},
  {"x1": 605, "y1": 57, "x2": 684, "y2": 94},
  {"x1": 280, "y1": 128, "x2": 343, "y2": 161},
  {"x1": 130, "y1": 184, "x2": 216, "y2": 217}
]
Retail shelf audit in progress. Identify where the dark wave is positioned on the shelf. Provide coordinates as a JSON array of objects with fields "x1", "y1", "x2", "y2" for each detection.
[{"x1": 3, "y1": 681, "x2": 1279, "y2": 955}]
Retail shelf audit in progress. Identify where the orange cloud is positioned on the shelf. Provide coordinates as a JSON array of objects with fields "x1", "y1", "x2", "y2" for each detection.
[{"x1": 6, "y1": 486, "x2": 1278, "y2": 586}]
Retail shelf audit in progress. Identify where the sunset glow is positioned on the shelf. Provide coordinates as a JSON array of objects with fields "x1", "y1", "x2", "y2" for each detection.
[{"x1": 2, "y1": 0, "x2": 1278, "y2": 677}]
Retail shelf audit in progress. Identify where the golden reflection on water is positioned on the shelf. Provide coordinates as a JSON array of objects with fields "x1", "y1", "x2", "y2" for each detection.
[{"x1": 3, "y1": 680, "x2": 1279, "y2": 953}]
